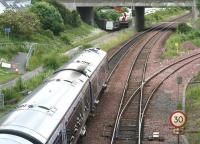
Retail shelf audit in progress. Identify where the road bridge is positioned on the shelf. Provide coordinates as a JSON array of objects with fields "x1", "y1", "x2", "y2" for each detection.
[{"x1": 57, "y1": 0, "x2": 196, "y2": 31}]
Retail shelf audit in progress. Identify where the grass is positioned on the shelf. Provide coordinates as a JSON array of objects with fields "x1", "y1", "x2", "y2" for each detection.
[
  {"x1": 145, "y1": 7, "x2": 188, "y2": 27},
  {"x1": 185, "y1": 75, "x2": 200, "y2": 143},
  {"x1": 0, "y1": 70, "x2": 53, "y2": 116},
  {"x1": 0, "y1": 68, "x2": 19, "y2": 84},
  {"x1": 162, "y1": 33, "x2": 187, "y2": 58},
  {"x1": 163, "y1": 23, "x2": 200, "y2": 59},
  {"x1": 100, "y1": 29, "x2": 136, "y2": 51}
]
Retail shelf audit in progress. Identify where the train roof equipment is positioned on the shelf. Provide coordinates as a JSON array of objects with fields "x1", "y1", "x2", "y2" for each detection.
[{"x1": 0, "y1": 48, "x2": 107, "y2": 144}]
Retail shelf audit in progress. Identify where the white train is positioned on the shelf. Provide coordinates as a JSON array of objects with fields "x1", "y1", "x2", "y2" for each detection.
[{"x1": 0, "y1": 48, "x2": 108, "y2": 144}]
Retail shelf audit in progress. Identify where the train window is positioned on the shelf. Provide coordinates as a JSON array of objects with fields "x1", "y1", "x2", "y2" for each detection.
[{"x1": 53, "y1": 132, "x2": 62, "y2": 144}]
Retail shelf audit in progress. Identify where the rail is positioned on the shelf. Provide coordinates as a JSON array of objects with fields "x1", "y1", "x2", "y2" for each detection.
[{"x1": 109, "y1": 13, "x2": 191, "y2": 144}]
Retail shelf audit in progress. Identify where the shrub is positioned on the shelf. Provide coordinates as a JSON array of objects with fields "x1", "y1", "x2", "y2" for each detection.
[
  {"x1": 70, "y1": 10, "x2": 82, "y2": 27},
  {"x1": 0, "y1": 10, "x2": 41, "y2": 37},
  {"x1": 96, "y1": 9, "x2": 122, "y2": 21},
  {"x1": 43, "y1": 53, "x2": 68, "y2": 69},
  {"x1": 30, "y1": 2, "x2": 64, "y2": 35},
  {"x1": 177, "y1": 23, "x2": 192, "y2": 34},
  {"x1": 42, "y1": 30, "x2": 54, "y2": 39},
  {"x1": 60, "y1": 34, "x2": 71, "y2": 44},
  {"x1": 81, "y1": 44, "x2": 93, "y2": 49}
]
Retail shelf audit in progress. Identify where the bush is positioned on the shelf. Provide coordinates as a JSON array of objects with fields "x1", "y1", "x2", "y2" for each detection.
[
  {"x1": 30, "y1": 2, "x2": 64, "y2": 35},
  {"x1": 43, "y1": 53, "x2": 68, "y2": 69},
  {"x1": 0, "y1": 10, "x2": 41, "y2": 37},
  {"x1": 70, "y1": 10, "x2": 82, "y2": 27},
  {"x1": 96, "y1": 9, "x2": 122, "y2": 21},
  {"x1": 81, "y1": 44, "x2": 93, "y2": 49},
  {"x1": 60, "y1": 34, "x2": 71, "y2": 44},
  {"x1": 42, "y1": 30, "x2": 54, "y2": 39},
  {"x1": 177, "y1": 23, "x2": 192, "y2": 34}
]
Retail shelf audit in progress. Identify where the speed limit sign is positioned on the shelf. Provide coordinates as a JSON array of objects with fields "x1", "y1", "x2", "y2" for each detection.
[{"x1": 170, "y1": 110, "x2": 187, "y2": 128}]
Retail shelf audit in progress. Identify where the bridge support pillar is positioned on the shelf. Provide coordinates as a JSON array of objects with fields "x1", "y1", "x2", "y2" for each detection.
[
  {"x1": 192, "y1": 0, "x2": 199, "y2": 20},
  {"x1": 135, "y1": 6, "x2": 145, "y2": 31},
  {"x1": 77, "y1": 7, "x2": 94, "y2": 25}
]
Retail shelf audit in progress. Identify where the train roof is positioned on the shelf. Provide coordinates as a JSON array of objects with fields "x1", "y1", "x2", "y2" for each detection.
[
  {"x1": 0, "y1": 70, "x2": 89, "y2": 143},
  {"x1": 0, "y1": 134, "x2": 33, "y2": 144},
  {"x1": 0, "y1": 48, "x2": 107, "y2": 143},
  {"x1": 60, "y1": 48, "x2": 107, "y2": 77}
]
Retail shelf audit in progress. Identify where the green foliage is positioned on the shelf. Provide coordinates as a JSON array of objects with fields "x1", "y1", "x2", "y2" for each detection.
[
  {"x1": 49, "y1": 1, "x2": 81, "y2": 27},
  {"x1": 30, "y1": 2, "x2": 64, "y2": 35},
  {"x1": 100, "y1": 29, "x2": 135, "y2": 51},
  {"x1": 43, "y1": 53, "x2": 69, "y2": 69},
  {"x1": 145, "y1": 7, "x2": 186, "y2": 27},
  {"x1": 0, "y1": 68, "x2": 18, "y2": 84},
  {"x1": 41, "y1": 30, "x2": 54, "y2": 39},
  {"x1": 164, "y1": 19, "x2": 200, "y2": 58},
  {"x1": 1, "y1": 71, "x2": 52, "y2": 103},
  {"x1": 186, "y1": 75, "x2": 200, "y2": 143},
  {"x1": 96, "y1": 9, "x2": 123, "y2": 21},
  {"x1": 81, "y1": 44, "x2": 93, "y2": 49},
  {"x1": 177, "y1": 103, "x2": 182, "y2": 110},
  {"x1": 70, "y1": 10, "x2": 82, "y2": 27},
  {"x1": 122, "y1": 7, "x2": 129, "y2": 12},
  {"x1": 0, "y1": 43, "x2": 28, "y2": 60},
  {"x1": 0, "y1": 10, "x2": 40, "y2": 37},
  {"x1": 197, "y1": 0, "x2": 200, "y2": 12},
  {"x1": 60, "y1": 34, "x2": 71, "y2": 45},
  {"x1": 177, "y1": 23, "x2": 192, "y2": 34}
]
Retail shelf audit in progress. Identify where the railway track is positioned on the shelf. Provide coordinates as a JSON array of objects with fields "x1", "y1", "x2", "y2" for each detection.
[
  {"x1": 109, "y1": 14, "x2": 192, "y2": 144},
  {"x1": 79, "y1": 14, "x2": 192, "y2": 144},
  {"x1": 110, "y1": 22, "x2": 179, "y2": 144}
]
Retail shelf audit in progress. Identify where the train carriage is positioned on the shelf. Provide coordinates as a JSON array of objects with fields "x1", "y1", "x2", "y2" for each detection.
[{"x1": 0, "y1": 48, "x2": 108, "y2": 144}]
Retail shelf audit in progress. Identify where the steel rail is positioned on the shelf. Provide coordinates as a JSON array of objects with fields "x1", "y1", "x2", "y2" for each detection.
[
  {"x1": 107, "y1": 13, "x2": 191, "y2": 83},
  {"x1": 106, "y1": 24, "x2": 164, "y2": 83},
  {"x1": 110, "y1": 13, "x2": 191, "y2": 144},
  {"x1": 110, "y1": 21, "x2": 175, "y2": 144},
  {"x1": 139, "y1": 55, "x2": 200, "y2": 142}
]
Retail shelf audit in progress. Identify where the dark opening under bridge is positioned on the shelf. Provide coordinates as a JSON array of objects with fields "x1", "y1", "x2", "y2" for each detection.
[{"x1": 57, "y1": 0, "x2": 196, "y2": 31}]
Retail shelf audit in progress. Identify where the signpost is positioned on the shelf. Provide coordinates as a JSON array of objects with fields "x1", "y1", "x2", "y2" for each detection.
[
  {"x1": 170, "y1": 110, "x2": 187, "y2": 144},
  {"x1": 0, "y1": 91, "x2": 4, "y2": 109},
  {"x1": 4, "y1": 27, "x2": 11, "y2": 40}
]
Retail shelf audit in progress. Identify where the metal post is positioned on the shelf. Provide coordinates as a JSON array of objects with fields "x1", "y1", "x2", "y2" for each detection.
[
  {"x1": 178, "y1": 84, "x2": 179, "y2": 102},
  {"x1": 177, "y1": 133, "x2": 180, "y2": 144}
]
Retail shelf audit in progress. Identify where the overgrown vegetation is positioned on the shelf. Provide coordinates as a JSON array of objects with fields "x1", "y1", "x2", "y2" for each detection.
[
  {"x1": 185, "y1": 72, "x2": 200, "y2": 143},
  {"x1": 0, "y1": 68, "x2": 18, "y2": 84},
  {"x1": 0, "y1": 10, "x2": 40, "y2": 38},
  {"x1": 0, "y1": 0, "x2": 97, "y2": 71},
  {"x1": 145, "y1": 7, "x2": 188, "y2": 27},
  {"x1": 95, "y1": 8, "x2": 123, "y2": 21},
  {"x1": 0, "y1": 70, "x2": 52, "y2": 114},
  {"x1": 100, "y1": 29, "x2": 135, "y2": 51},
  {"x1": 30, "y1": 2, "x2": 64, "y2": 35},
  {"x1": 163, "y1": 21, "x2": 200, "y2": 58}
]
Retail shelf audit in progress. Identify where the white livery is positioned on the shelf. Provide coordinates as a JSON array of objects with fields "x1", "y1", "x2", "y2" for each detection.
[{"x1": 0, "y1": 48, "x2": 108, "y2": 144}]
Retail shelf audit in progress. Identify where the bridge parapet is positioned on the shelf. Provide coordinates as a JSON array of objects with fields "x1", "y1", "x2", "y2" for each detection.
[{"x1": 58, "y1": 0, "x2": 194, "y2": 7}]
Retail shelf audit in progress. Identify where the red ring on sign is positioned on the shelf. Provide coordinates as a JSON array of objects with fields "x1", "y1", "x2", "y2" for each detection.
[{"x1": 169, "y1": 110, "x2": 187, "y2": 128}]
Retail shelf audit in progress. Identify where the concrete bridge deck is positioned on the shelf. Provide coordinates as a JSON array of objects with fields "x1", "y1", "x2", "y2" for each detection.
[{"x1": 59, "y1": 0, "x2": 194, "y2": 7}]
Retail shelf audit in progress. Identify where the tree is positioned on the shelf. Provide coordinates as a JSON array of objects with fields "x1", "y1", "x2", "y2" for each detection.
[
  {"x1": 0, "y1": 10, "x2": 40, "y2": 36},
  {"x1": 70, "y1": 10, "x2": 82, "y2": 27},
  {"x1": 30, "y1": 2, "x2": 64, "y2": 35},
  {"x1": 197, "y1": 0, "x2": 200, "y2": 12},
  {"x1": 49, "y1": 0, "x2": 81, "y2": 27}
]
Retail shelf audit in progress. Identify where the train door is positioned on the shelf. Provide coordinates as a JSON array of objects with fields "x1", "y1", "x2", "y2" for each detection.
[
  {"x1": 65, "y1": 100, "x2": 84, "y2": 144},
  {"x1": 82, "y1": 87, "x2": 91, "y2": 119}
]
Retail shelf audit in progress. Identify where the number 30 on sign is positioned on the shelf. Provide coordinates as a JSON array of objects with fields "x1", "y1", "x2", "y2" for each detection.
[{"x1": 170, "y1": 110, "x2": 187, "y2": 128}]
